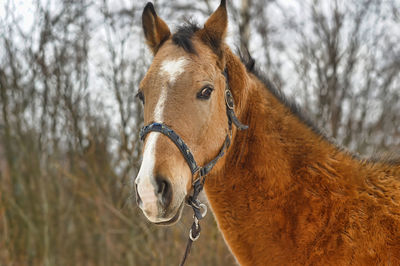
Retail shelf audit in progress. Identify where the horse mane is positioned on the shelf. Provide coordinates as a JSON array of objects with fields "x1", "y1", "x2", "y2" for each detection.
[
  {"x1": 171, "y1": 20, "x2": 200, "y2": 54},
  {"x1": 237, "y1": 49, "x2": 327, "y2": 138},
  {"x1": 241, "y1": 50, "x2": 400, "y2": 166},
  {"x1": 367, "y1": 153, "x2": 400, "y2": 166}
]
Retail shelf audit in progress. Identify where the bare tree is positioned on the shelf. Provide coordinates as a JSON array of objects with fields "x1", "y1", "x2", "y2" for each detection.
[{"x1": 288, "y1": 0, "x2": 400, "y2": 155}]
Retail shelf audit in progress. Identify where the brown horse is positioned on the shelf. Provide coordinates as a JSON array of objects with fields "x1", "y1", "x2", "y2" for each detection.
[{"x1": 134, "y1": 0, "x2": 400, "y2": 264}]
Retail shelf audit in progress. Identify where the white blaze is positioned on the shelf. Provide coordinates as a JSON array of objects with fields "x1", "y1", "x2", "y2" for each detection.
[
  {"x1": 136, "y1": 57, "x2": 188, "y2": 220},
  {"x1": 153, "y1": 86, "x2": 167, "y2": 122},
  {"x1": 160, "y1": 57, "x2": 188, "y2": 84}
]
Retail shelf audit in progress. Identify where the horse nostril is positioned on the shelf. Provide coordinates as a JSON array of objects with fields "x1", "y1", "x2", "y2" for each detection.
[{"x1": 156, "y1": 175, "x2": 172, "y2": 208}]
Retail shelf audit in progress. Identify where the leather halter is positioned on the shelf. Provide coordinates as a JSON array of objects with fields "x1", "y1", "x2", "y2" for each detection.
[{"x1": 139, "y1": 69, "x2": 248, "y2": 266}]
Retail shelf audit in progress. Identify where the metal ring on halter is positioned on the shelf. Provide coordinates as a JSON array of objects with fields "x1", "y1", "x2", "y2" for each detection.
[{"x1": 198, "y1": 203, "x2": 207, "y2": 218}]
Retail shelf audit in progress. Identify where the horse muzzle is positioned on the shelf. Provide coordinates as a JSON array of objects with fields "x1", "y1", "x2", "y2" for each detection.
[{"x1": 135, "y1": 173, "x2": 185, "y2": 225}]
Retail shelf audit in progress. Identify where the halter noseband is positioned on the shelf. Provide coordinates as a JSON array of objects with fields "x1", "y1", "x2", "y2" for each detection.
[{"x1": 138, "y1": 69, "x2": 248, "y2": 266}]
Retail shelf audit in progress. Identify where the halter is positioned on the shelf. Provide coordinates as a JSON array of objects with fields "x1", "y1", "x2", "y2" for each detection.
[{"x1": 139, "y1": 69, "x2": 248, "y2": 266}]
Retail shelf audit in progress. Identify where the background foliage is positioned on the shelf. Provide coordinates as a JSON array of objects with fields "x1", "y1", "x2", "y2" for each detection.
[{"x1": 0, "y1": 0, "x2": 399, "y2": 265}]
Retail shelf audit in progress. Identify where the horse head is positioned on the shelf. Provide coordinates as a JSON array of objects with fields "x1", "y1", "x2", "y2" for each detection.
[{"x1": 135, "y1": 0, "x2": 232, "y2": 225}]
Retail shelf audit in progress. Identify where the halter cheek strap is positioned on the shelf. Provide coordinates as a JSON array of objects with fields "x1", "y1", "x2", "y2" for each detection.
[
  {"x1": 224, "y1": 73, "x2": 248, "y2": 131},
  {"x1": 138, "y1": 69, "x2": 247, "y2": 266}
]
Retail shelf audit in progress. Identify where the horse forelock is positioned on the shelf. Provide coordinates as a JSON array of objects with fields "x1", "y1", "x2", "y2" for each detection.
[
  {"x1": 171, "y1": 20, "x2": 200, "y2": 54},
  {"x1": 171, "y1": 20, "x2": 225, "y2": 60}
]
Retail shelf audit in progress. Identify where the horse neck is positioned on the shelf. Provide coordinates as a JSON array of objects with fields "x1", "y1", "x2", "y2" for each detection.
[{"x1": 204, "y1": 48, "x2": 362, "y2": 221}]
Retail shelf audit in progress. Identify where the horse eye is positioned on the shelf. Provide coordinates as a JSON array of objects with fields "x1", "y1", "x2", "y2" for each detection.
[
  {"x1": 136, "y1": 91, "x2": 145, "y2": 104},
  {"x1": 197, "y1": 86, "x2": 214, "y2": 100}
]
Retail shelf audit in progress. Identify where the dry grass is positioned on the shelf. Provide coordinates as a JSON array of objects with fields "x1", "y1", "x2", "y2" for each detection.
[{"x1": 0, "y1": 132, "x2": 235, "y2": 266}]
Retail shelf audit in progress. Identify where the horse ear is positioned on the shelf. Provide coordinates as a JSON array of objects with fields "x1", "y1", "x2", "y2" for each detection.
[
  {"x1": 142, "y1": 2, "x2": 171, "y2": 55},
  {"x1": 198, "y1": 0, "x2": 228, "y2": 57}
]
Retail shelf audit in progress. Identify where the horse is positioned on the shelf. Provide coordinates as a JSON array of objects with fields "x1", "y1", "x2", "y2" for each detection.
[{"x1": 134, "y1": 0, "x2": 400, "y2": 265}]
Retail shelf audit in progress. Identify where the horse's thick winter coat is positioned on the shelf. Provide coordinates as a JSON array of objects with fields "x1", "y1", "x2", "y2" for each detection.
[{"x1": 206, "y1": 47, "x2": 400, "y2": 265}]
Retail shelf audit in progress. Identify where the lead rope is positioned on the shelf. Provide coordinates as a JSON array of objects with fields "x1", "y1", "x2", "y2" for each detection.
[{"x1": 179, "y1": 177, "x2": 207, "y2": 266}]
